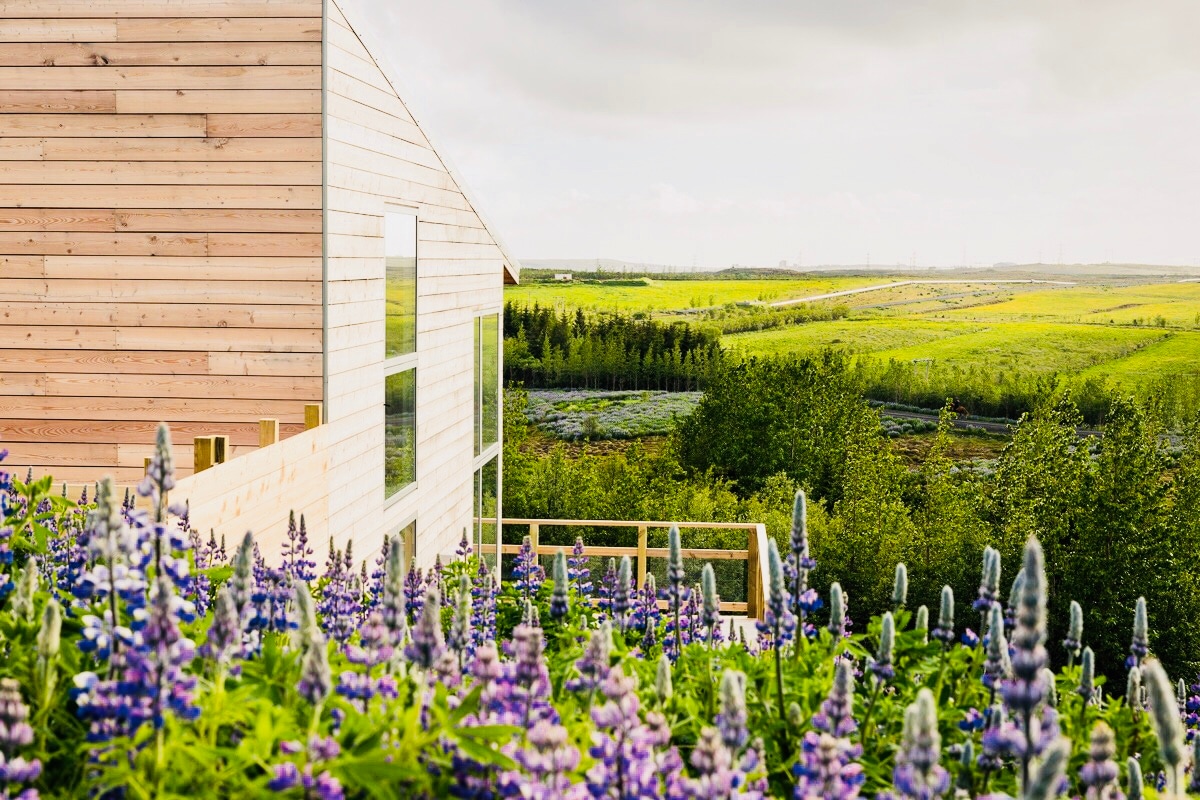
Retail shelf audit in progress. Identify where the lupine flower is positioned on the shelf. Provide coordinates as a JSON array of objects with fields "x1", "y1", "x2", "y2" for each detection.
[
  {"x1": 503, "y1": 719, "x2": 582, "y2": 799},
  {"x1": 455, "y1": 528, "x2": 473, "y2": 561},
  {"x1": 982, "y1": 603, "x2": 1011, "y2": 690},
  {"x1": 281, "y1": 512, "x2": 316, "y2": 583},
  {"x1": 471, "y1": 562, "x2": 498, "y2": 648},
  {"x1": 914, "y1": 605, "x2": 928, "y2": 643},
  {"x1": 871, "y1": 612, "x2": 895, "y2": 682},
  {"x1": 787, "y1": 490, "x2": 817, "y2": 616},
  {"x1": 1130, "y1": 596, "x2": 1150, "y2": 667},
  {"x1": 1000, "y1": 537, "x2": 1052, "y2": 788},
  {"x1": 379, "y1": 535, "x2": 407, "y2": 648},
  {"x1": 715, "y1": 669, "x2": 748, "y2": 752},
  {"x1": 297, "y1": 634, "x2": 332, "y2": 708},
  {"x1": 954, "y1": 740, "x2": 974, "y2": 795},
  {"x1": 1128, "y1": 756, "x2": 1144, "y2": 800},
  {"x1": 568, "y1": 536, "x2": 591, "y2": 597},
  {"x1": 757, "y1": 540, "x2": 796, "y2": 649},
  {"x1": 511, "y1": 622, "x2": 550, "y2": 728},
  {"x1": 893, "y1": 563, "x2": 908, "y2": 609},
  {"x1": 1079, "y1": 721, "x2": 1120, "y2": 798},
  {"x1": 566, "y1": 622, "x2": 611, "y2": 697},
  {"x1": 812, "y1": 659, "x2": 856, "y2": 737},
  {"x1": 655, "y1": 654, "x2": 672, "y2": 703},
  {"x1": 0, "y1": 678, "x2": 40, "y2": 798},
  {"x1": 126, "y1": 575, "x2": 199, "y2": 729},
  {"x1": 229, "y1": 532, "x2": 256, "y2": 621},
  {"x1": 404, "y1": 558, "x2": 425, "y2": 622},
  {"x1": 1144, "y1": 659, "x2": 1186, "y2": 796},
  {"x1": 448, "y1": 574, "x2": 473, "y2": 668},
  {"x1": 700, "y1": 563, "x2": 720, "y2": 642},
  {"x1": 977, "y1": 704, "x2": 1009, "y2": 774},
  {"x1": 973, "y1": 546, "x2": 1001, "y2": 612},
  {"x1": 629, "y1": 575, "x2": 660, "y2": 646},
  {"x1": 201, "y1": 584, "x2": 242, "y2": 667},
  {"x1": 1078, "y1": 647, "x2": 1096, "y2": 703},
  {"x1": 893, "y1": 689, "x2": 949, "y2": 800},
  {"x1": 793, "y1": 730, "x2": 864, "y2": 800},
  {"x1": 550, "y1": 549, "x2": 569, "y2": 620},
  {"x1": 931, "y1": 585, "x2": 954, "y2": 646},
  {"x1": 665, "y1": 525, "x2": 688, "y2": 658},
  {"x1": 405, "y1": 587, "x2": 445, "y2": 671},
  {"x1": 827, "y1": 583, "x2": 846, "y2": 640},
  {"x1": 1063, "y1": 600, "x2": 1083, "y2": 662},
  {"x1": 612, "y1": 556, "x2": 632, "y2": 632},
  {"x1": 513, "y1": 535, "x2": 544, "y2": 603},
  {"x1": 11, "y1": 559, "x2": 36, "y2": 622},
  {"x1": 1127, "y1": 667, "x2": 1142, "y2": 713},
  {"x1": 586, "y1": 665, "x2": 681, "y2": 798},
  {"x1": 1024, "y1": 737, "x2": 1070, "y2": 800},
  {"x1": 597, "y1": 558, "x2": 617, "y2": 618},
  {"x1": 1005, "y1": 568, "x2": 1026, "y2": 631},
  {"x1": 338, "y1": 610, "x2": 398, "y2": 706}
]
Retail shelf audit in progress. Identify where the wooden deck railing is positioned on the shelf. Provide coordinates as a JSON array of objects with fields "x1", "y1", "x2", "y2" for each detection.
[{"x1": 482, "y1": 517, "x2": 771, "y2": 620}]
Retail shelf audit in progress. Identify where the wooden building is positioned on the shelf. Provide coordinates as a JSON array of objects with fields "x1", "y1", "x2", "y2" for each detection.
[{"x1": 0, "y1": 0, "x2": 517, "y2": 565}]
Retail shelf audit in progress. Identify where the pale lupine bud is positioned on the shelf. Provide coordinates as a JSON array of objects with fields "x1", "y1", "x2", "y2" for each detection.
[
  {"x1": 1131, "y1": 596, "x2": 1150, "y2": 665},
  {"x1": 37, "y1": 599, "x2": 61, "y2": 662},
  {"x1": 230, "y1": 532, "x2": 256, "y2": 618},
  {"x1": 655, "y1": 654, "x2": 672, "y2": 702},
  {"x1": 292, "y1": 582, "x2": 318, "y2": 652},
  {"x1": 450, "y1": 574, "x2": 472, "y2": 659},
  {"x1": 974, "y1": 546, "x2": 1001, "y2": 611},
  {"x1": 1078, "y1": 647, "x2": 1096, "y2": 702},
  {"x1": 1127, "y1": 756, "x2": 1144, "y2": 800},
  {"x1": 701, "y1": 564, "x2": 719, "y2": 629},
  {"x1": 1079, "y1": 721, "x2": 1119, "y2": 797},
  {"x1": 1178, "y1": 679, "x2": 1188, "y2": 712},
  {"x1": 956, "y1": 740, "x2": 974, "y2": 793},
  {"x1": 1024, "y1": 737, "x2": 1070, "y2": 800},
  {"x1": 1144, "y1": 659, "x2": 1186, "y2": 796},
  {"x1": 894, "y1": 689, "x2": 949, "y2": 798},
  {"x1": 787, "y1": 702, "x2": 803, "y2": 728},
  {"x1": 381, "y1": 535, "x2": 407, "y2": 645},
  {"x1": 870, "y1": 611, "x2": 896, "y2": 682},
  {"x1": 1041, "y1": 669, "x2": 1057, "y2": 708},
  {"x1": 716, "y1": 670, "x2": 748, "y2": 751},
  {"x1": 1063, "y1": 600, "x2": 1083, "y2": 659},
  {"x1": 614, "y1": 556, "x2": 632, "y2": 624},
  {"x1": 893, "y1": 562, "x2": 908, "y2": 608},
  {"x1": 12, "y1": 559, "x2": 37, "y2": 621},
  {"x1": 298, "y1": 636, "x2": 332, "y2": 707},
  {"x1": 827, "y1": 582, "x2": 845, "y2": 639},
  {"x1": 932, "y1": 585, "x2": 955, "y2": 645},
  {"x1": 983, "y1": 603, "x2": 1011, "y2": 688},
  {"x1": 915, "y1": 605, "x2": 929, "y2": 643},
  {"x1": 1005, "y1": 568, "x2": 1026, "y2": 628},
  {"x1": 1127, "y1": 667, "x2": 1142, "y2": 712},
  {"x1": 550, "y1": 549, "x2": 569, "y2": 620},
  {"x1": 1190, "y1": 736, "x2": 1200, "y2": 793}
]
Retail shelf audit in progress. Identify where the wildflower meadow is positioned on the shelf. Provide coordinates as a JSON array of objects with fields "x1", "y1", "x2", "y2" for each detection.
[{"x1": 0, "y1": 425, "x2": 1195, "y2": 799}]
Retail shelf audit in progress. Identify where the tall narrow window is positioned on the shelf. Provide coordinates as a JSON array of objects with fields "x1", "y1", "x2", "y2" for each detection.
[
  {"x1": 475, "y1": 313, "x2": 500, "y2": 456},
  {"x1": 385, "y1": 212, "x2": 417, "y2": 358},
  {"x1": 384, "y1": 209, "x2": 418, "y2": 500}
]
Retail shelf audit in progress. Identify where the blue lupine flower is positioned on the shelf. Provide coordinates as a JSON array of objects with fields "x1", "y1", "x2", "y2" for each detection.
[
  {"x1": 893, "y1": 689, "x2": 949, "y2": 800},
  {"x1": 550, "y1": 549, "x2": 569, "y2": 620}
]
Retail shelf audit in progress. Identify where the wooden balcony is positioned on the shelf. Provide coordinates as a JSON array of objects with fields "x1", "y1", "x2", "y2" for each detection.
[{"x1": 482, "y1": 517, "x2": 770, "y2": 620}]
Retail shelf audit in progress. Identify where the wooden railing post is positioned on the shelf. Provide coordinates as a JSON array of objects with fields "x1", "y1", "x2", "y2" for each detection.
[
  {"x1": 259, "y1": 418, "x2": 280, "y2": 447},
  {"x1": 194, "y1": 436, "x2": 216, "y2": 474},
  {"x1": 636, "y1": 524, "x2": 648, "y2": 588},
  {"x1": 213, "y1": 435, "x2": 229, "y2": 464},
  {"x1": 304, "y1": 403, "x2": 324, "y2": 430},
  {"x1": 746, "y1": 525, "x2": 762, "y2": 619},
  {"x1": 528, "y1": 522, "x2": 539, "y2": 551}
]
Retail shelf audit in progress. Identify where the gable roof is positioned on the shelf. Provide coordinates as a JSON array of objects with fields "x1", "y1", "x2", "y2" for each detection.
[{"x1": 333, "y1": 0, "x2": 520, "y2": 285}]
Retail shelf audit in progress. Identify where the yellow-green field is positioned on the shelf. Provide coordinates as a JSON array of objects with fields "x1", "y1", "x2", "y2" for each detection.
[
  {"x1": 505, "y1": 276, "x2": 879, "y2": 315},
  {"x1": 508, "y1": 274, "x2": 1200, "y2": 386}
]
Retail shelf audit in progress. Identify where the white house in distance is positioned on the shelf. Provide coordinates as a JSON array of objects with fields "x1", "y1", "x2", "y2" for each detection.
[{"x1": 0, "y1": 0, "x2": 516, "y2": 567}]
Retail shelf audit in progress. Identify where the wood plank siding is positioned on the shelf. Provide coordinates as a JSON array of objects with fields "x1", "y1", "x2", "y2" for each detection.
[
  {"x1": 323, "y1": 0, "x2": 509, "y2": 564},
  {"x1": 0, "y1": 1, "x2": 324, "y2": 483}
]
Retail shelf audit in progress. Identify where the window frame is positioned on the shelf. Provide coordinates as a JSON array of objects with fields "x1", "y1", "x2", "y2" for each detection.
[
  {"x1": 472, "y1": 310, "x2": 503, "y2": 561},
  {"x1": 383, "y1": 205, "x2": 420, "y2": 505}
]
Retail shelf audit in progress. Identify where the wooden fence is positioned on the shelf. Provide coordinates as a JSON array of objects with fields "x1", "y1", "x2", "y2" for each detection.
[{"x1": 483, "y1": 517, "x2": 770, "y2": 619}]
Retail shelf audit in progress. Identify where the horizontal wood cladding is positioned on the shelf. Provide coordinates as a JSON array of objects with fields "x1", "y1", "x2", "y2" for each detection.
[
  {"x1": 0, "y1": 3, "x2": 323, "y2": 20},
  {"x1": 0, "y1": 10, "x2": 324, "y2": 483}
]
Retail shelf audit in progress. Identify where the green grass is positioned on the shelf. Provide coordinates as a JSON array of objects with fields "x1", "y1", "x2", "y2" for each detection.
[
  {"x1": 506, "y1": 276, "x2": 878, "y2": 315},
  {"x1": 507, "y1": 275, "x2": 1200, "y2": 388},
  {"x1": 723, "y1": 318, "x2": 981, "y2": 356}
]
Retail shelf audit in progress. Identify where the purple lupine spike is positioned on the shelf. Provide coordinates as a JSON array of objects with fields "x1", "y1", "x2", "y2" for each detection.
[
  {"x1": 1130, "y1": 596, "x2": 1150, "y2": 668},
  {"x1": 587, "y1": 665, "x2": 683, "y2": 798},
  {"x1": 1079, "y1": 721, "x2": 1120, "y2": 797},
  {"x1": 567, "y1": 622, "x2": 611, "y2": 698},
  {"x1": 812, "y1": 659, "x2": 856, "y2": 738},
  {"x1": 893, "y1": 689, "x2": 950, "y2": 800},
  {"x1": 793, "y1": 730, "x2": 864, "y2": 800},
  {"x1": 455, "y1": 528, "x2": 473, "y2": 561},
  {"x1": 512, "y1": 535, "x2": 544, "y2": 605},
  {"x1": 715, "y1": 669, "x2": 748, "y2": 752},
  {"x1": 973, "y1": 546, "x2": 1001, "y2": 612},
  {"x1": 549, "y1": 549, "x2": 569, "y2": 620},
  {"x1": 447, "y1": 573, "x2": 473, "y2": 669},
  {"x1": 201, "y1": 584, "x2": 242, "y2": 666},
  {"x1": 612, "y1": 555, "x2": 632, "y2": 633},
  {"x1": 597, "y1": 557, "x2": 617, "y2": 619},
  {"x1": 982, "y1": 603, "x2": 1011, "y2": 690},
  {"x1": 403, "y1": 558, "x2": 424, "y2": 622},
  {"x1": 379, "y1": 534, "x2": 407, "y2": 648},
  {"x1": 404, "y1": 586, "x2": 445, "y2": 671},
  {"x1": 568, "y1": 536, "x2": 591, "y2": 597},
  {"x1": 297, "y1": 634, "x2": 332, "y2": 708},
  {"x1": 282, "y1": 511, "x2": 316, "y2": 584},
  {"x1": 931, "y1": 585, "x2": 955, "y2": 646},
  {"x1": 126, "y1": 574, "x2": 199, "y2": 729},
  {"x1": 470, "y1": 561, "x2": 497, "y2": 648}
]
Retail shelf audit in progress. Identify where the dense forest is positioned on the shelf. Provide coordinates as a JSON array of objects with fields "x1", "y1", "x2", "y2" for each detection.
[{"x1": 504, "y1": 354, "x2": 1200, "y2": 680}]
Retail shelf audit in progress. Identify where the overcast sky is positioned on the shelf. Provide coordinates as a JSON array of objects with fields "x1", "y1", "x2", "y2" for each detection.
[{"x1": 354, "y1": 1, "x2": 1200, "y2": 269}]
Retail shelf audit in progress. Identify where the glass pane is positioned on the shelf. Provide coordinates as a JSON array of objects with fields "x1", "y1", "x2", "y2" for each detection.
[
  {"x1": 384, "y1": 369, "x2": 416, "y2": 497},
  {"x1": 397, "y1": 519, "x2": 416, "y2": 568},
  {"x1": 474, "y1": 456, "x2": 498, "y2": 568},
  {"x1": 385, "y1": 211, "x2": 417, "y2": 359},
  {"x1": 474, "y1": 319, "x2": 482, "y2": 456},
  {"x1": 481, "y1": 314, "x2": 500, "y2": 450}
]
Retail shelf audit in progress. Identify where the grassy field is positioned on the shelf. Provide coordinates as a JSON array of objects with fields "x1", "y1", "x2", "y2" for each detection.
[
  {"x1": 507, "y1": 273, "x2": 1200, "y2": 387},
  {"x1": 505, "y1": 276, "x2": 877, "y2": 315}
]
